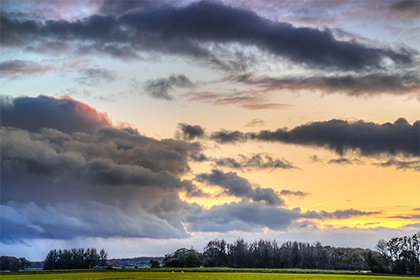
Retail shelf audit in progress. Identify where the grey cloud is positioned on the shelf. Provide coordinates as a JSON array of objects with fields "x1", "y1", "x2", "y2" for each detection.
[
  {"x1": 98, "y1": 0, "x2": 170, "y2": 16},
  {"x1": 0, "y1": 60, "x2": 53, "y2": 78},
  {"x1": 1, "y1": 1, "x2": 415, "y2": 71},
  {"x1": 213, "y1": 153, "x2": 296, "y2": 170},
  {"x1": 186, "y1": 201, "x2": 301, "y2": 232},
  {"x1": 143, "y1": 74, "x2": 194, "y2": 100},
  {"x1": 0, "y1": 95, "x2": 112, "y2": 134},
  {"x1": 182, "y1": 90, "x2": 289, "y2": 110},
  {"x1": 280, "y1": 190, "x2": 310, "y2": 197},
  {"x1": 210, "y1": 130, "x2": 247, "y2": 144},
  {"x1": 196, "y1": 169, "x2": 284, "y2": 206},
  {"x1": 1, "y1": 199, "x2": 190, "y2": 243},
  {"x1": 327, "y1": 158, "x2": 353, "y2": 165},
  {"x1": 208, "y1": 118, "x2": 419, "y2": 157},
  {"x1": 1, "y1": 125, "x2": 204, "y2": 242},
  {"x1": 177, "y1": 123, "x2": 205, "y2": 141},
  {"x1": 246, "y1": 118, "x2": 265, "y2": 127},
  {"x1": 390, "y1": 1, "x2": 420, "y2": 18},
  {"x1": 373, "y1": 158, "x2": 420, "y2": 171},
  {"x1": 242, "y1": 103, "x2": 291, "y2": 110},
  {"x1": 0, "y1": 95, "x2": 211, "y2": 243},
  {"x1": 74, "y1": 68, "x2": 116, "y2": 86},
  {"x1": 189, "y1": 153, "x2": 209, "y2": 162},
  {"x1": 389, "y1": 214, "x2": 420, "y2": 220},
  {"x1": 320, "y1": 209, "x2": 381, "y2": 219},
  {"x1": 248, "y1": 118, "x2": 420, "y2": 157},
  {"x1": 231, "y1": 72, "x2": 420, "y2": 97}
]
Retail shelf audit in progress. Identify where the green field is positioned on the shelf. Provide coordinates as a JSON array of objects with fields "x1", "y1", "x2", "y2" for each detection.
[{"x1": 1, "y1": 269, "x2": 419, "y2": 280}]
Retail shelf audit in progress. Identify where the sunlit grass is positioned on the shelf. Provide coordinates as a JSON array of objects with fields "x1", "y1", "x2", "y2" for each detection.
[{"x1": 1, "y1": 268, "x2": 419, "y2": 280}]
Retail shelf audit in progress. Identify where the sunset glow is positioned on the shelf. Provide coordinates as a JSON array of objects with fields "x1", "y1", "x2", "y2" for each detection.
[{"x1": 0, "y1": 0, "x2": 419, "y2": 261}]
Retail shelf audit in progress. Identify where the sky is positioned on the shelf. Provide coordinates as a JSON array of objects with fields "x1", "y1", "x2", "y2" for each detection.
[{"x1": 0, "y1": 0, "x2": 419, "y2": 261}]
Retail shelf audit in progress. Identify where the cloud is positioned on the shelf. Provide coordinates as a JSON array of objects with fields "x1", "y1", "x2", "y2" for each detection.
[
  {"x1": 143, "y1": 74, "x2": 194, "y2": 100},
  {"x1": 246, "y1": 118, "x2": 265, "y2": 127},
  {"x1": 0, "y1": 60, "x2": 54, "y2": 79},
  {"x1": 1, "y1": 1, "x2": 415, "y2": 71},
  {"x1": 373, "y1": 158, "x2": 420, "y2": 171},
  {"x1": 210, "y1": 130, "x2": 248, "y2": 144},
  {"x1": 389, "y1": 214, "x2": 420, "y2": 220},
  {"x1": 229, "y1": 72, "x2": 420, "y2": 97},
  {"x1": 280, "y1": 190, "x2": 310, "y2": 197},
  {"x1": 0, "y1": 95, "x2": 112, "y2": 134},
  {"x1": 242, "y1": 103, "x2": 291, "y2": 110},
  {"x1": 0, "y1": 96, "x2": 210, "y2": 242},
  {"x1": 177, "y1": 123, "x2": 205, "y2": 141},
  {"x1": 74, "y1": 68, "x2": 116, "y2": 86},
  {"x1": 389, "y1": 1, "x2": 420, "y2": 18},
  {"x1": 182, "y1": 90, "x2": 290, "y2": 110},
  {"x1": 327, "y1": 158, "x2": 353, "y2": 165},
  {"x1": 212, "y1": 153, "x2": 296, "y2": 170},
  {"x1": 185, "y1": 201, "x2": 302, "y2": 232},
  {"x1": 320, "y1": 209, "x2": 381, "y2": 219},
  {"x1": 1, "y1": 200, "x2": 190, "y2": 243},
  {"x1": 196, "y1": 169, "x2": 284, "y2": 206},
  {"x1": 248, "y1": 118, "x2": 420, "y2": 157},
  {"x1": 207, "y1": 118, "x2": 419, "y2": 157},
  {"x1": 98, "y1": 0, "x2": 170, "y2": 16}
]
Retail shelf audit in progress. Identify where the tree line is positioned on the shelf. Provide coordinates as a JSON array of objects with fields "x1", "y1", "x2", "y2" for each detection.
[
  {"x1": 163, "y1": 239, "x2": 369, "y2": 270},
  {"x1": 164, "y1": 232, "x2": 420, "y2": 275},
  {"x1": 43, "y1": 248, "x2": 107, "y2": 270},
  {"x1": 0, "y1": 256, "x2": 31, "y2": 271}
]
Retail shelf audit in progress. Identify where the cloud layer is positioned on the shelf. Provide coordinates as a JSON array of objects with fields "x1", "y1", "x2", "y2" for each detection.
[
  {"x1": 0, "y1": 95, "x2": 112, "y2": 134},
  {"x1": 208, "y1": 118, "x2": 419, "y2": 157},
  {"x1": 1, "y1": 1, "x2": 415, "y2": 72}
]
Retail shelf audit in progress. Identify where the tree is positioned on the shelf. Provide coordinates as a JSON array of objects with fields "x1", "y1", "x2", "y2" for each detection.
[
  {"x1": 373, "y1": 232, "x2": 420, "y2": 275},
  {"x1": 150, "y1": 259, "x2": 160, "y2": 268},
  {"x1": 185, "y1": 250, "x2": 201, "y2": 267},
  {"x1": 163, "y1": 248, "x2": 202, "y2": 267},
  {"x1": 203, "y1": 239, "x2": 227, "y2": 267},
  {"x1": 19, "y1": 258, "x2": 31, "y2": 270},
  {"x1": 99, "y1": 248, "x2": 108, "y2": 266},
  {"x1": 0, "y1": 256, "x2": 21, "y2": 271},
  {"x1": 43, "y1": 247, "x2": 107, "y2": 270}
]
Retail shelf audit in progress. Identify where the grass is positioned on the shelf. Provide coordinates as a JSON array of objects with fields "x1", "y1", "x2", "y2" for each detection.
[{"x1": 1, "y1": 268, "x2": 419, "y2": 280}]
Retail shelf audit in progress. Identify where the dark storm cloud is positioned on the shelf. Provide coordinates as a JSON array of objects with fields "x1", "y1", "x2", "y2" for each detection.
[
  {"x1": 230, "y1": 72, "x2": 420, "y2": 97},
  {"x1": 373, "y1": 158, "x2": 420, "y2": 171},
  {"x1": 196, "y1": 169, "x2": 284, "y2": 206},
  {"x1": 177, "y1": 123, "x2": 205, "y2": 141},
  {"x1": 1, "y1": 1, "x2": 415, "y2": 71},
  {"x1": 0, "y1": 95, "x2": 209, "y2": 242},
  {"x1": 74, "y1": 68, "x2": 116, "y2": 86},
  {"x1": 207, "y1": 118, "x2": 419, "y2": 157},
  {"x1": 213, "y1": 153, "x2": 295, "y2": 170},
  {"x1": 143, "y1": 74, "x2": 194, "y2": 100},
  {"x1": 280, "y1": 190, "x2": 310, "y2": 197},
  {"x1": 248, "y1": 118, "x2": 420, "y2": 157},
  {"x1": 320, "y1": 209, "x2": 381, "y2": 219},
  {"x1": 0, "y1": 60, "x2": 53, "y2": 78},
  {"x1": 0, "y1": 95, "x2": 112, "y2": 134}
]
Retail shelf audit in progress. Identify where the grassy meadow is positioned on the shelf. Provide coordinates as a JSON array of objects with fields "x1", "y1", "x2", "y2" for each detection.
[{"x1": 1, "y1": 268, "x2": 419, "y2": 280}]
